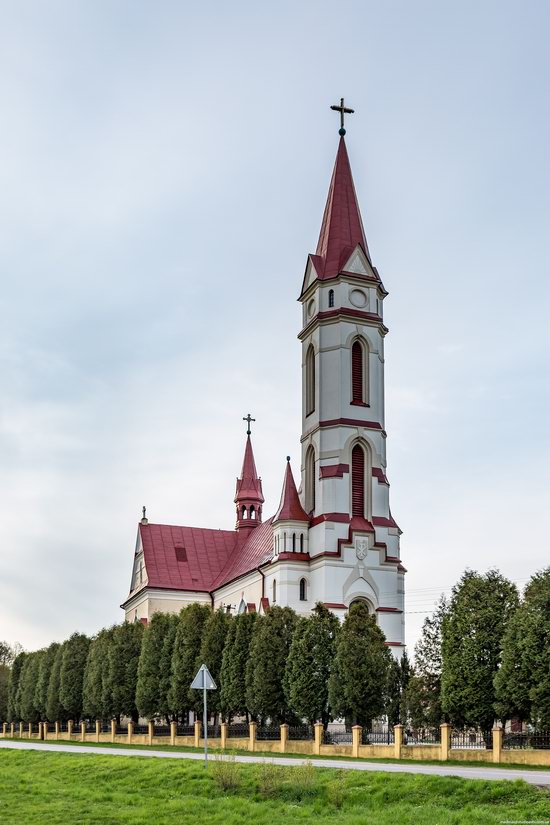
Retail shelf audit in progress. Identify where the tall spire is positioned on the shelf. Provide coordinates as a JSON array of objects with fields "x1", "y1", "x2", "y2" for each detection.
[
  {"x1": 315, "y1": 136, "x2": 370, "y2": 278},
  {"x1": 235, "y1": 435, "x2": 264, "y2": 529},
  {"x1": 273, "y1": 457, "x2": 309, "y2": 524}
]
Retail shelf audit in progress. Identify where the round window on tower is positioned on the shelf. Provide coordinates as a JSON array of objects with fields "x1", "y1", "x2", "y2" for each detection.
[
  {"x1": 307, "y1": 299, "x2": 316, "y2": 318},
  {"x1": 349, "y1": 288, "x2": 368, "y2": 308}
]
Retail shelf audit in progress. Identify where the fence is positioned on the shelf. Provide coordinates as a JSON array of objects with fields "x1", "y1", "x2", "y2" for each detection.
[{"x1": 1, "y1": 721, "x2": 549, "y2": 766}]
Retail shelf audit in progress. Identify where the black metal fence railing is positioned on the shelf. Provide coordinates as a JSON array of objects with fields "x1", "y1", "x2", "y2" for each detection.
[
  {"x1": 59, "y1": 723, "x2": 69, "y2": 732},
  {"x1": 176, "y1": 725, "x2": 195, "y2": 737},
  {"x1": 115, "y1": 725, "x2": 127, "y2": 735},
  {"x1": 451, "y1": 730, "x2": 493, "y2": 749},
  {"x1": 204, "y1": 725, "x2": 220, "y2": 738},
  {"x1": 503, "y1": 731, "x2": 550, "y2": 750},
  {"x1": 404, "y1": 729, "x2": 441, "y2": 745},
  {"x1": 362, "y1": 728, "x2": 395, "y2": 745},
  {"x1": 288, "y1": 725, "x2": 314, "y2": 741},
  {"x1": 31, "y1": 723, "x2": 40, "y2": 733},
  {"x1": 154, "y1": 725, "x2": 171, "y2": 737},
  {"x1": 256, "y1": 726, "x2": 281, "y2": 741},
  {"x1": 228, "y1": 723, "x2": 249, "y2": 738},
  {"x1": 324, "y1": 727, "x2": 352, "y2": 745},
  {"x1": 132, "y1": 725, "x2": 149, "y2": 735},
  {"x1": 101, "y1": 723, "x2": 111, "y2": 733}
]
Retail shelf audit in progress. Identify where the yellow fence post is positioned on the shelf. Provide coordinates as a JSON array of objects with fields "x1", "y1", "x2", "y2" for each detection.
[
  {"x1": 314, "y1": 723, "x2": 323, "y2": 756},
  {"x1": 170, "y1": 721, "x2": 176, "y2": 746},
  {"x1": 492, "y1": 726, "x2": 503, "y2": 764},
  {"x1": 148, "y1": 721, "x2": 154, "y2": 746},
  {"x1": 194, "y1": 720, "x2": 201, "y2": 748},
  {"x1": 28, "y1": 722, "x2": 32, "y2": 739},
  {"x1": 220, "y1": 722, "x2": 228, "y2": 750},
  {"x1": 111, "y1": 719, "x2": 116, "y2": 744},
  {"x1": 280, "y1": 724, "x2": 288, "y2": 753},
  {"x1": 249, "y1": 721, "x2": 256, "y2": 752},
  {"x1": 10, "y1": 722, "x2": 15, "y2": 738},
  {"x1": 96, "y1": 721, "x2": 100, "y2": 743},
  {"x1": 440, "y1": 722, "x2": 451, "y2": 761},
  {"x1": 81, "y1": 721, "x2": 86, "y2": 742},
  {"x1": 55, "y1": 721, "x2": 60, "y2": 741},
  {"x1": 128, "y1": 721, "x2": 133, "y2": 744},
  {"x1": 394, "y1": 724, "x2": 403, "y2": 759},
  {"x1": 43, "y1": 722, "x2": 48, "y2": 740},
  {"x1": 67, "y1": 720, "x2": 73, "y2": 738},
  {"x1": 352, "y1": 725, "x2": 361, "y2": 758},
  {"x1": 19, "y1": 722, "x2": 24, "y2": 738}
]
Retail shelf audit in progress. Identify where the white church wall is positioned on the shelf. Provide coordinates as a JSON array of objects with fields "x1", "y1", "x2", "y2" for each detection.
[{"x1": 212, "y1": 571, "x2": 263, "y2": 613}]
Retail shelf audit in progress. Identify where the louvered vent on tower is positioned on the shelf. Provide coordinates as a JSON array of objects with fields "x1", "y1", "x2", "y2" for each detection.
[
  {"x1": 351, "y1": 444, "x2": 365, "y2": 517},
  {"x1": 352, "y1": 341, "x2": 363, "y2": 403}
]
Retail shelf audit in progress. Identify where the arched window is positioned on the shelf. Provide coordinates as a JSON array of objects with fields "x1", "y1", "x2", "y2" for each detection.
[
  {"x1": 351, "y1": 340, "x2": 366, "y2": 404},
  {"x1": 351, "y1": 444, "x2": 365, "y2": 517},
  {"x1": 305, "y1": 345, "x2": 315, "y2": 415},
  {"x1": 292, "y1": 533, "x2": 296, "y2": 552},
  {"x1": 299, "y1": 578, "x2": 307, "y2": 601},
  {"x1": 305, "y1": 446, "x2": 316, "y2": 514},
  {"x1": 250, "y1": 505, "x2": 255, "y2": 520},
  {"x1": 272, "y1": 579, "x2": 277, "y2": 604},
  {"x1": 300, "y1": 533, "x2": 304, "y2": 552},
  {"x1": 328, "y1": 289, "x2": 335, "y2": 308},
  {"x1": 283, "y1": 532, "x2": 287, "y2": 552},
  {"x1": 241, "y1": 505, "x2": 247, "y2": 519}
]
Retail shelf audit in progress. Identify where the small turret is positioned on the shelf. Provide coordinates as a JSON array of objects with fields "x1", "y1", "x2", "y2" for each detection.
[
  {"x1": 272, "y1": 457, "x2": 309, "y2": 557},
  {"x1": 234, "y1": 435, "x2": 264, "y2": 530}
]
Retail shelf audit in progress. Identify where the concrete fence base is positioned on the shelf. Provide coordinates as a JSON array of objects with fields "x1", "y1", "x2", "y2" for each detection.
[{"x1": 1, "y1": 722, "x2": 549, "y2": 767}]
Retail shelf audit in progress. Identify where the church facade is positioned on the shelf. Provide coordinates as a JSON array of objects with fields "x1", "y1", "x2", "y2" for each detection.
[{"x1": 121, "y1": 126, "x2": 406, "y2": 655}]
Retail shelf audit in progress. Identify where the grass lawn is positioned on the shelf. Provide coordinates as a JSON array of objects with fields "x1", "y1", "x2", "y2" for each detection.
[{"x1": 0, "y1": 748, "x2": 549, "y2": 824}]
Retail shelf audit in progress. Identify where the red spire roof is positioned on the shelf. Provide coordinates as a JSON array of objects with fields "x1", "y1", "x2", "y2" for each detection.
[
  {"x1": 234, "y1": 435, "x2": 264, "y2": 504},
  {"x1": 315, "y1": 136, "x2": 370, "y2": 278},
  {"x1": 273, "y1": 458, "x2": 309, "y2": 523}
]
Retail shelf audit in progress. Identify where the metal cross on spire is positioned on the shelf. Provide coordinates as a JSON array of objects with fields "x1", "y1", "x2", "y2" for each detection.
[
  {"x1": 330, "y1": 97, "x2": 355, "y2": 136},
  {"x1": 243, "y1": 413, "x2": 256, "y2": 436}
]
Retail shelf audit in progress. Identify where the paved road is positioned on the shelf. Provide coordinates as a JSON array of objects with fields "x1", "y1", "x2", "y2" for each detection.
[{"x1": 1, "y1": 739, "x2": 549, "y2": 786}]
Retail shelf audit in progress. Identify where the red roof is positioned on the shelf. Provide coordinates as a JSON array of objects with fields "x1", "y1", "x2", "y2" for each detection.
[
  {"x1": 315, "y1": 136, "x2": 370, "y2": 278},
  {"x1": 234, "y1": 436, "x2": 264, "y2": 504},
  {"x1": 273, "y1": 459, "x2": 309, "y2": 523}
]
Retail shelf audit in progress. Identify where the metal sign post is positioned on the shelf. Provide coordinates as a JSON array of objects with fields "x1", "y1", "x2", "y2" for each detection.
[{"x1": 190, "y1": 664, "x2": 216, "y2": 766}]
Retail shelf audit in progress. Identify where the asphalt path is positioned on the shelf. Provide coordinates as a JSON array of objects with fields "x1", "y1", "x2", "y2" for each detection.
[{"x1": 1, "y1": 739, "x2": 549, "y2": 786}]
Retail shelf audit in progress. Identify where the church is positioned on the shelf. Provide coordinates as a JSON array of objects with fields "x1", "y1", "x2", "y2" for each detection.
[{"x1": 121, "y1": 103, "x2": 406, "y2": 655}]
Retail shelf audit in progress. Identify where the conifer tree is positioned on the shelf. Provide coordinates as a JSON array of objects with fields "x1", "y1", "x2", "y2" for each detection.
[
  {"x1": 59, "y1": 633, "x2": 91, "y2": 722},
  {"x1": 35, "y1": 643, "x2": 60, "y2": 720},
  {"x1": 494, "y1": 567, "x2": 550, "y2": 726},
  {"x1": 194, "y1": 608, "x2": 231, "y2": 717},
  {"x1": 245, "y1": 606, "x2": 297, "y2": 723},
  {"x1": 169, "y1": 604, "x2": 211, "y2": 720},
  {"x1": 46, "y1": 644, "x2": 66, "y2": 723},
  {"x1": 220, "y1": 612, "x2": 256, "y2": 720},
  {"x1": 405, "y1": 596, "x2": 447, "y2": 730},
  {"x1": 104, "y1": 622, "x2": 144, "y2": 722},
  {"x1": 158, "y1": 614, "x2": 179, "y2": 722},
  {"x1": 136, "y1": 613, "x2": 177, "y2": 720},
  {"x1": 83, "y1": 628, "x2": 113, "y2": 721},
  {"x1": 0, "y1": 664, "x2": 8, "y2": 721},
  {"x1": 19, "y1": 652, "x2": 41, "y2": 722},
  {"x1": 7, "y1": 651, "x2": 26, "y2": 722},
  {"x1": 328, "y1": 602, "x2": 391, "y2": 728},
  {"x1": 284, "y1": 603, "x2": 339, "y2": 726},
  {"x1": 385, "y1": 649, "x2": 412, "y2": 727},
  {"x1": 441, "y1": 569, "x2": 518, "y2": 730}
]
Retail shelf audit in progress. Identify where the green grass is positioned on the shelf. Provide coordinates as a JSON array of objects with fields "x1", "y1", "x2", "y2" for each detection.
[
  {"x1": 0, "y1": 748, "x2": 549, "y2": 824},
  {"x1": 6, "y1": 736, "x2": 550, "y2": 771}
]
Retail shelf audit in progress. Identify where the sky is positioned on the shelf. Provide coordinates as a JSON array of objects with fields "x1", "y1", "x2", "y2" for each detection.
[{"x1": 1, "y1": 0, "x2": 549, "y2": 653}]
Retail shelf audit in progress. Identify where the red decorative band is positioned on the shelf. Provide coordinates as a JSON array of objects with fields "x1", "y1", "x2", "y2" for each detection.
[{"x1": 319, "y1": 463, "x2": 350, "y2": 478}]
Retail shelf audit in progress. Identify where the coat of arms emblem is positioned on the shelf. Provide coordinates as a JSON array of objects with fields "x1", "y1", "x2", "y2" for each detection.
[{"x1": 355, "y1": 538, "x2": 368, "y2": 559}]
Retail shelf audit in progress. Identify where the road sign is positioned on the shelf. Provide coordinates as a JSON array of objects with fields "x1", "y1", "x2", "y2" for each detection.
[
  {"x1": 190, "y1": 664, "x2": 217, "y2": 766},
  {"x1": 191, "y1": 664, "x2": 217, "y2": 691}
]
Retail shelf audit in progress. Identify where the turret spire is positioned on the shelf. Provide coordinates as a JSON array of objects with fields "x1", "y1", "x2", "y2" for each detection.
[
  {"x1": 273, "y1": 457, "x2": 309, "y2": 524},
  {"x1": 315, "y1": 136, "x2": 370, "y2": 278},
  {"x1": 235, "y1": 434, "x2": 264, "y2": 529}
]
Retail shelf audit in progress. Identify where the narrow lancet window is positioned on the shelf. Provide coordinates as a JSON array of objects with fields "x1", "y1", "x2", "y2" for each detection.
[
  {"x1": 306, "y1": 345, "x2": 315, "y2": 415},
  {"x1": 351, "y1": 444, "x2": 365, "y2": 517}
]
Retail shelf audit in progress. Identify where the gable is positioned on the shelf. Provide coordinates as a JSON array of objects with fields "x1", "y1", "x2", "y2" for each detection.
[{"x1": 342, "y1": 245, "x2": 374, "y2": 278}]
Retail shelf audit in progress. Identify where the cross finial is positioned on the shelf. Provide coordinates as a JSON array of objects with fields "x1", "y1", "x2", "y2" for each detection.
[
  {"x1": 243, "y1": 413, "x2": 255, "y2": 436},
  {"x1": 141, "y1": 506, "x2": 148, "y2": 525},
  {"x1": 330, "y1": 97, "x2": 354, "y2": 136}
]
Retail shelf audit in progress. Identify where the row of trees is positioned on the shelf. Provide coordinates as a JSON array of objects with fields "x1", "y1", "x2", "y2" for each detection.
[
  {"x1": 407, "y1": 568, "x2": 550, "y2": 731},
  {"x1": 3, "y1": 566, "x2": 549, "y2": 730},
  {"x1": 5, "y1": 602, "x2": 404, "y2": 728}
]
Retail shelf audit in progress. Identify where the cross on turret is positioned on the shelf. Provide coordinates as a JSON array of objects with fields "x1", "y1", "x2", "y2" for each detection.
[
  {"x1": 243, "y1": 413, "x2": 255, "y2": 436},
  {"x1": 330, "y1": 97, "x2": 354, "y2": 135}
]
